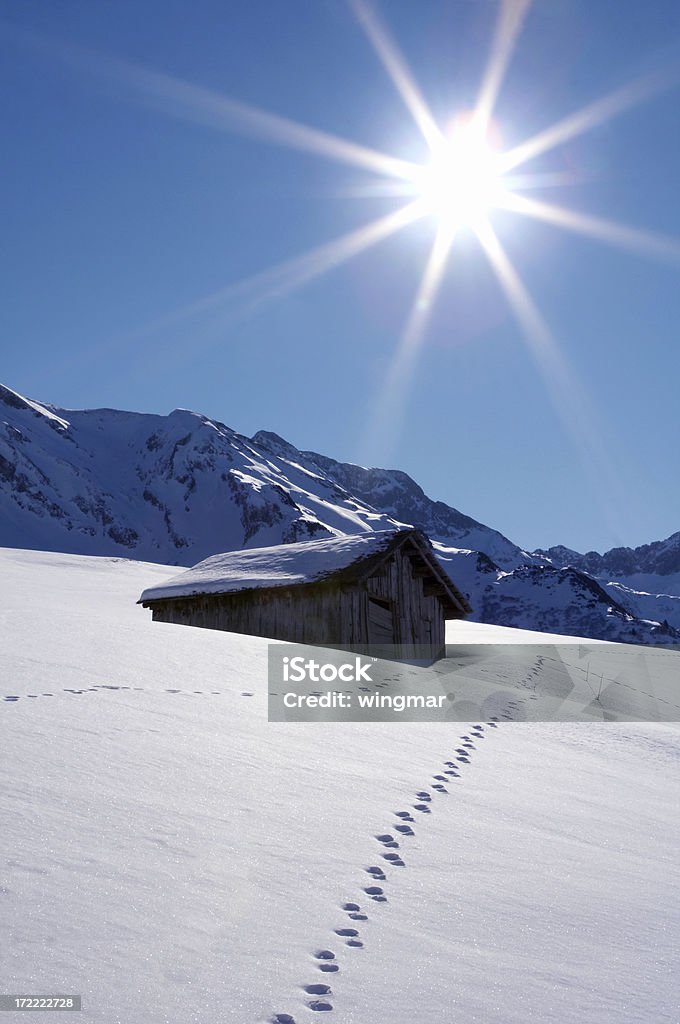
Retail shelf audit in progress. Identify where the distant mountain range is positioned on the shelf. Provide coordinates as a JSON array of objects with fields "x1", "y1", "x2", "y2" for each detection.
[{"x1": 1, "y1": 382, "x2": 678, "y2": 645}]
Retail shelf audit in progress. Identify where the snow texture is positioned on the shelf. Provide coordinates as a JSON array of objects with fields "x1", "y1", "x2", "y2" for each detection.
[{"x1": 1, "y1": 547, "x2": 679, "y2": 1024}]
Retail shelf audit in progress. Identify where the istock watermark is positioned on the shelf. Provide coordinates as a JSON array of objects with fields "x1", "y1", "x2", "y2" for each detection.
[
  {"x1": 268, "y1": 641, "x2": 680, "y2": 723},
  {"x1": 282, "y1": 654, "x2": 375, "y2": 684}
]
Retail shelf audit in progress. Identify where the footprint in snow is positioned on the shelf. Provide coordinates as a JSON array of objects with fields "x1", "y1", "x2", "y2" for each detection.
[
  {"x1": 394, "y1": 824, "x2": 414, "y2": 835},
  {"x1": 432, "y1": 774, "x2": 448, "y2": 782},
  {"x1": 318, "y1": 963, "x2": 339, "y2": 973},
  {"x1": 415, "y1": 791, "x2": 431, "y2": 801},
  {"x1": 4, "y1": 696, "x2": 19, "y2": 702},
  {"x1": 308, "y1": 1002, "x2": 333, "y2": 1013},
  {"x1": 366, "y1": 866, "x2": 386, "y2": 879},
  {"x1": 314, "y1": 950, "x2": 336, "y2": 960},
  {"x1": 335, "y1": 927, "x2": 359, "y2": 937},
  {"x1": 346, "y1": 938, "x2": 363, "y2": 947},
  {"x1": 343, "y1": 902, "x2": 361, "y2": 912},
  {"x1": 413, "y1": 804, "x2": 431, "y2": 813},
  {"x1": 375, "y1": 834, "x2": 398, "y2": 847},
  {"x1": 349, "y1": 912, "x2": 368, "y2": 920},
  {"x1": 394, "y1": 810, "x2": 415, "y2": 820},
  {"x1": 304, "y1": 984, "x2": 331, "y2": 996},
  {"x1": 444, "y1": 770, "x2": 459, "y2": 777},
  {"x1": 432, "y1": 784, "x2": 447, "y2": 793},
  {"x1": 241, "y1": 692, "x2": 254, "y2": 697},
  {"x1": 272, "y1": 1014, "x2": 296, "y2": 1024}
]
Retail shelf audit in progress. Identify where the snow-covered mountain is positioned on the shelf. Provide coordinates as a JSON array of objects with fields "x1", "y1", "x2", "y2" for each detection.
[
  {"x1": 535, "y1": 536, "x2": 680, "y2": 636},
  {"x1": 1, "y1": 382, "x2": 677, "y2": 645},
  {"x1": 538, "y1": 533, "x2": 680, "y2": 578}
]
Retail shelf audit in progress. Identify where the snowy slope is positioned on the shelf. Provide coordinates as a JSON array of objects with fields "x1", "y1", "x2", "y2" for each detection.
[
  {"x1": 1, "y1": 382, "x2": 678, "y2": 644},
  {"x1": 1, "y1": 548, "x2": 679, "y2": 1024}
]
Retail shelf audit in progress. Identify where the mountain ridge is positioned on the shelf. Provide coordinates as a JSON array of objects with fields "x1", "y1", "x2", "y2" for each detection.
[{"x1": 1, "y1": 382, "x2": 677, "y2": 645}]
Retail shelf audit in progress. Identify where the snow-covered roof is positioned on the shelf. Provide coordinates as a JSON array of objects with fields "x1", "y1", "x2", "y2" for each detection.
[
  {"x1": 138, "y1": 528, "x2": 469, "y2": 609},
  {"x1": 137, "y1": 524, "x2": 466, "y2": 610}
]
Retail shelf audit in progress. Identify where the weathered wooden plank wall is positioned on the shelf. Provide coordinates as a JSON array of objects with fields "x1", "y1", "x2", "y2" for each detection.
[
  {"x1": 365, "y1": 548, "x2": 445, "y2": 647},
  {"x1": 151, "y1": 583, "x2": 364, "y2": 646}
]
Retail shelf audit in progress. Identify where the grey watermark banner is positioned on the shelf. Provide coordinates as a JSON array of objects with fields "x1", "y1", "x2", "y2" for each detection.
[{"x1": 268, "y1": 642, "x2": 680, "y2": 722}]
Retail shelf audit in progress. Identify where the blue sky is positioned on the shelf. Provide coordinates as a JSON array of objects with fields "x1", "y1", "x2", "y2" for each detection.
[{"x1": 2, "y1": 0, "x2": 680, "y2": 554}]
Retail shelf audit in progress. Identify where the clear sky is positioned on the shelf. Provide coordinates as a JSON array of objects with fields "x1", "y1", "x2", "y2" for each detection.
[{"x1": 2, "y1": 0, "x2": 680, "y2": 554}]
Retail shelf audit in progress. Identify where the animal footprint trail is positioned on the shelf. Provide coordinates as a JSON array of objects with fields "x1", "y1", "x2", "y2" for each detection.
[{"x1": 274, "y1": 724, "x2": 493, "y2": 1023}]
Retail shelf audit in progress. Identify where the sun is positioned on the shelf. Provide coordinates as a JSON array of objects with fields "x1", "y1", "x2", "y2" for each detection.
[{"x1": 414, "y1": 115, "x2": 509, "y2": 230}]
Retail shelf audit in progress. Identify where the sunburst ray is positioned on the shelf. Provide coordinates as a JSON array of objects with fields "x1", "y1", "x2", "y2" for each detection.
[
  {"x1": 500, "y1": 193, "x2": 680, "y2": 263},
  {"x1": 474, "y1": 0, "x2": 532, "y2": 132},
  {"x1": 8, "y1": 24, "x2": 417, "y2": 183},
  {"x1": 349, "y1": 0, "x2": 443, "y2": 151},
  {"x1": 500, "y1": 66, "x2": 680, "y2": 173},
  {"x1": 90, "y1": 199, "x2": 427, "y2": 369},
  {"x1": 475, "y1": 222, "x2": 632, "y2": 531},
  {"x1": 362, "y1": 223, "x2": 456, "y2": 462}
]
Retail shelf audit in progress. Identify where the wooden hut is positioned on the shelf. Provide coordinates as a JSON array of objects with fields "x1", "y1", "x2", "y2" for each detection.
[{"x1": 138, "y1": 528, "x2": 471, "y2": 658}]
